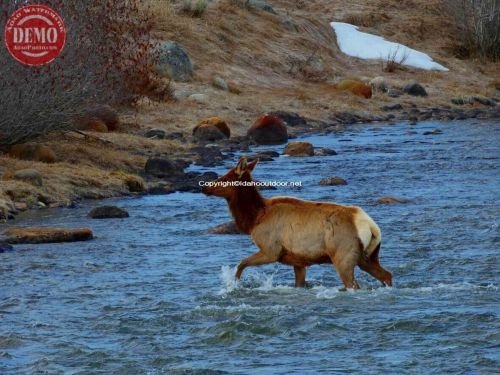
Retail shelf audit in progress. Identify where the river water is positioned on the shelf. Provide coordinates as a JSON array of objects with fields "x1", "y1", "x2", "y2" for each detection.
[{"x1": 1, "y1": 120, "x2": 499, "y2": 374}]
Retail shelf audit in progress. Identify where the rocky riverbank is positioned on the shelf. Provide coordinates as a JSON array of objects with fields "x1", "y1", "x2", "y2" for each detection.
[{"x1": 1, "y1": 101, "x2": 498, "y2": 225}]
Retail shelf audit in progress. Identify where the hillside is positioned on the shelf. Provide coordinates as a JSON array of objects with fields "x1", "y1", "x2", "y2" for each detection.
[{"x1": 1, "y1": 0, "x2": 499, "y2": 219}]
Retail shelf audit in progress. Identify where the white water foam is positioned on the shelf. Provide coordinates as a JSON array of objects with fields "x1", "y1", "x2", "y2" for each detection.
[
  {"x1": 314, "y1": 282, "x2": 497, "y2": 299},
  {"x1": 219, "y1": 265, "x2": 296, "y2": 294},
  {"x1": 219, "y1": 267, "x2": 497, "y2": 298},
  {"x1": 219, "y1": 265, "x2": 239, "y2": 293}
]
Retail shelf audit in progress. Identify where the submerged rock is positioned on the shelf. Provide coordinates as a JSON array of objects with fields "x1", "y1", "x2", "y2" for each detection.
[
  {"x1": 314, "y1": 148, "x2": 337, "y2": 156},
  {"x1": 2, "y1": 227, "x2": 93, "y2": 244},
  {"x1": 284, "y1": 142, "x2": 314, "y2": 157},
  {"x1": 88, "y1": 206, "x2": 129, "y2": 219},
  {"x1": 319, "y1": 177, "x2": 348, "y2": 186},
  {"x1": 0, "y1": 243, "x2": 14, "y2": 253},
  {"x1": 208, "y1": 221, "x2": 243, "y2": 235},
  {"x1": 376, "y1": 196, "x2": 407, "y2": 204}
]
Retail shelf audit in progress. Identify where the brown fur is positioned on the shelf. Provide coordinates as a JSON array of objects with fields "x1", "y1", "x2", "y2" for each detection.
[
  {"x1": 8, "y1": 144, "x2": 57, "y2": 164},
  {"x1": 335, "y1": 79, "x2": 372, "y2": 99},
  {"x1": 202, "y1": 157, "x2": 392, "y2": 289}
]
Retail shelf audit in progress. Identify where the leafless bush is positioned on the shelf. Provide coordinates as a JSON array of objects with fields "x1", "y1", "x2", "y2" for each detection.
[
  {"x1": 181, "y1": 0, "x2": 208, "y2": 17},
  {"x1": 447, "y1": 0, "x2": 500, "y2": 60},
  {"x1": 0, "y1": 1, "x2": 169, "y2": 147},
  {"x1": 382, "y1": 46, "x2": 409, "y2": 72}
]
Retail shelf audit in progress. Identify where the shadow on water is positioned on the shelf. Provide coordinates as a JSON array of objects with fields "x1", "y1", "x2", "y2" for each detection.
[{"x1": 0, "y1": 120, "x2": 499, "y2": 374}]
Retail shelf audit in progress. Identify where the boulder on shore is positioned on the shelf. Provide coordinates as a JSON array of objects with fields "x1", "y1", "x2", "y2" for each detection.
[
  {"x1": 145, "y1": 157, "x2": 186, "y2": 178},
  {"x1": 2, "y1": 227, "x2": 93, "y2": 244},
  {"x1": 247, "y1": 114, "x2": 288, "y2": 145},
  {"x1": 156, "y1": 41, "x2": 193, "y2": 82},
  {"x1": 403, "y1": 81, "x2": 428, "y2": 97},
  {"x1": 193, "y1": 117, "x2": 230, "y2": 142},
  {"x1": 88, "y1": 206, "x2": 129, "y2": 219}
]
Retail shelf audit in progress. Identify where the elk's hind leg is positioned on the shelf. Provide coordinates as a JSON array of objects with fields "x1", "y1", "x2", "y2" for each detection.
[
  {"x1": 294, "y1": 266, "x2": 306, "y2": 288},
  {"x1": 330, "y1": 242, "x2": 361, "y2": 290},
  {"x1": 334, "y1": 262, "x2": 360, "y2": 290},
  {"x1": 358, "y1": 244, "x2": 392, "y2": 287}
]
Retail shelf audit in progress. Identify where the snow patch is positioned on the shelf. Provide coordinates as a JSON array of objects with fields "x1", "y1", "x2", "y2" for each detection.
[{"x1": 331, "y1": 22, "x2": 448, "y2": 71}]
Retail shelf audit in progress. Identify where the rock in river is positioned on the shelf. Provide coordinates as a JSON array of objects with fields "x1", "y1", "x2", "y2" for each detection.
[
  {"x1": 376, "y1": 196, "x2": 407, "y2": 204},
  {"x1": 208, "y1": 221, "x2": 243, "y2": 235},
  {"x1": 88, "y1": 206, "x2": 129, "y2": 219},
  {"x1": 2, "y1": 227, "x2": 94, "y2": 244},
  {"x1": 145, "y1": 157, "x2": 186, "y2": 178},
  {"x1": 284, "y1": 142, "x2": 314, "y2": 157},
  {"x1": 319, "y1": 176, "x2": 348, "y2": 186}
]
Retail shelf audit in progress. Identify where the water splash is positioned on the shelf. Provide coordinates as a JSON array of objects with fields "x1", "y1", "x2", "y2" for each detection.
[{"x1": 219, "y1": 265, "x2": 239, "y2": 293}]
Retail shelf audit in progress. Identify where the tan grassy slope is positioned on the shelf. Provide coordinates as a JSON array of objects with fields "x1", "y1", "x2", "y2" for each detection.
[{"x1": 1, "y1": 0, "x2": 498, "y2": 220}]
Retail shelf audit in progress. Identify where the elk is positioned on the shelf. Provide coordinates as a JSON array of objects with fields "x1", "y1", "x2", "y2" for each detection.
[{"x1": 202, "y1": 157, "x2": 392, "y2": 289}]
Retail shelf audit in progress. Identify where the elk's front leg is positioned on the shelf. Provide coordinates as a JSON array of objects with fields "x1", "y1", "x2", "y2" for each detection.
[
  {"x1": 236, "y1": 251, "x2": 277, "y2": 280},
  {"x1": 294, "y1": 266, "x2": 306, "y2": 288}
]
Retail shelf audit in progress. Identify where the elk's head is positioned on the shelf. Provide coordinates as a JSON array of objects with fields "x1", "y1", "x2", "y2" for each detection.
[{"x1": 201, "y1": 157, "x2": 258, "y2": 199}]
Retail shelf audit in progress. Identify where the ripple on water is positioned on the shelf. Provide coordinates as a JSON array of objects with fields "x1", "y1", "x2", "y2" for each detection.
[{"x1": 1, "y1": 120, "x2": 499, "y2": 374}]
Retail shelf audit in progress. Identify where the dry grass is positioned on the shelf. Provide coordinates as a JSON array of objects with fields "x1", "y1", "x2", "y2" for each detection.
[{"x1": 1, "y1": 0, "x2": 498, "y2": 219}]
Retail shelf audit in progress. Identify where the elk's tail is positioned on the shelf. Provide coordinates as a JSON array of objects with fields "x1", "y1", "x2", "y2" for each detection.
[
  {"x1": 365, "y1": 220, "x2": 381, "y2": 260},
  {"x1": 356, "y1": 210, "x2": 382, "y2": 259}
]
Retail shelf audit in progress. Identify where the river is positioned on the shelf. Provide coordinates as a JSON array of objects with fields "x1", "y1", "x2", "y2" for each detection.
[{"x1": 1, "y1": 119, "x2": 499, "y2": 374}]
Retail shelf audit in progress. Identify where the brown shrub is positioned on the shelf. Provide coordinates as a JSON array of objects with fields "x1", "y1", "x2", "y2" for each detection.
[
  {"x1": 0, "y1": 1, "x2": 170, "y2": 147},
  {"x1": 8, "y1": 144, "x2": 57, "y2": 164}
]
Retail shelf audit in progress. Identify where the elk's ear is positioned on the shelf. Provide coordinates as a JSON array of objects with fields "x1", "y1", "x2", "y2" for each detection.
[
  {"x1": 246, "y1": 159, "x2": 258, "y2": 172},
  {"x1": 235, "y1": 157, "x2": 248, "y2": 176}
]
